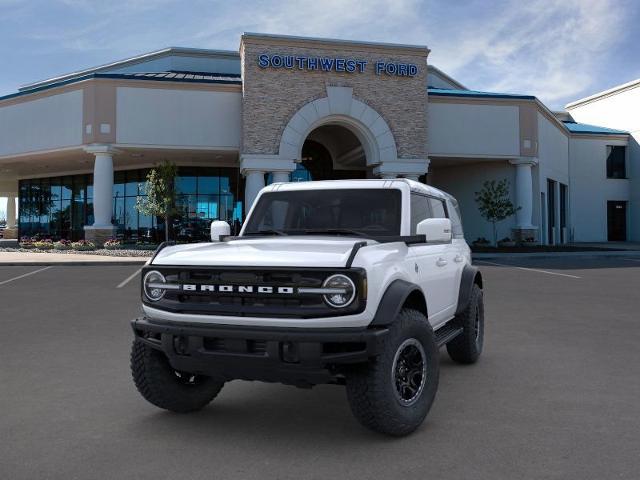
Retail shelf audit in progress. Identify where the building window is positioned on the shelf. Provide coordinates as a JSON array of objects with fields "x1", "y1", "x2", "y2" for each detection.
[
  {"x1": 18, "y1": 167, "x2": 243, "y2": 242},
  {"x1": 606, "y1": 146, "x2": 626, "y2": 179}
]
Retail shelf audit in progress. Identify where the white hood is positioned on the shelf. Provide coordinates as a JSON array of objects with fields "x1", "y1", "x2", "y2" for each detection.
[{"x1": 152, "y1": 236, "x2": 366, "y2": 268}]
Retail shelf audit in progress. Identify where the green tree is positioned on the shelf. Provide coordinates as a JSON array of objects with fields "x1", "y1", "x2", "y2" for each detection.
[
  {"x1": 474, "y1": 179, "x2": 519, "y2": 246},
  {"x1": 136, "y1": 161, "x2": 178, "y2": 242}
]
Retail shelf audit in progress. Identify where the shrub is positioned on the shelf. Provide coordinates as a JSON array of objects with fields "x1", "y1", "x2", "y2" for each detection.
[
  {"x1": 33, "y1": 239, "x2": 54, "y2": 250},
  {"x1": 472, "y1": 237, "x2": 490, "y2": 246},
  {"x1": 54, "y1": 239, "x2": 72, "y2": 250},
  {"x1": 20, "y1": 236, "x2": 35, "y2": 249},
  {"x1": 103, "y1": 238, "x2": 122, "y2": 250},
  {"x1": 71, "y1": 240, "x2": 96, "y2": 251}
]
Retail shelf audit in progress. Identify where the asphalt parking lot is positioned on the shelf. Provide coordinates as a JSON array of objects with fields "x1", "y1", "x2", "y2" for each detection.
[{"x1": 1, "y1": 257, "x2": 640, "y2": 479}]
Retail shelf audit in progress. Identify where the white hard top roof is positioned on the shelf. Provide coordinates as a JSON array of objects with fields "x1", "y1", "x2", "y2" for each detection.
[{"x1": 264, "y1": 179, "x2": 449, "y2": 199}]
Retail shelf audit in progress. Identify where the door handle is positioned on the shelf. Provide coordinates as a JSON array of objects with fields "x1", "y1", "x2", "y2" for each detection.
[
  {"x1": 454, "y1": 255, "x2": 464, "y2": 263},
  {"x1": 436, "y1": 258, "x2": 448, "y2": 267}
]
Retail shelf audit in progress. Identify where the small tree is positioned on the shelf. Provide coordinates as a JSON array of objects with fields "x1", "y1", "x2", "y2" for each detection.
[
  {"x1": 136, "y1": 161, "x2": 178, "y2": 242},
  {"x1": 474, "y1": 179, "x2": 519, "y2": 246}
]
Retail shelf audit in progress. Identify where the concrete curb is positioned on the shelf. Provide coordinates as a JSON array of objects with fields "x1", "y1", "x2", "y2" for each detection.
[
  {"x1": 473, "y1": 250, "x2": 640, "y2": 260},
  {"x1": 0, "y1": 260, "x2": 149, "y2": 266}
]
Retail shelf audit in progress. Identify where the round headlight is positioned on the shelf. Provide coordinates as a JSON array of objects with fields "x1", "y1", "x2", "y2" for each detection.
[
  {"x1": 322, "y1": 274, "x2": 356, "y2": 308},
  {"x1": 143, "y1": 270, "x2": 166, "y2": 302}
]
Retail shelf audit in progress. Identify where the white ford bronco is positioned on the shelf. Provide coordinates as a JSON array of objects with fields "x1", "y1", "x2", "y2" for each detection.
[{"x1": 131, "y1": 179, "x2": 484, "y2": 436}]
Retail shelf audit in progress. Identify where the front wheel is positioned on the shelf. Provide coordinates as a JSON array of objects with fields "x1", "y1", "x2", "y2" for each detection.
[
  {"x1": 345, "y1": 309, "x2": 439, "y2": 436},
  {"x1": 131, "y1": 341, "x2": 224, "y2": 413}
]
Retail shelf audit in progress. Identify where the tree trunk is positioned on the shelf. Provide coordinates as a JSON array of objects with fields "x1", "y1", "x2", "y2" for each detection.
[
  {"x1": 164, "y1": 215, "x2": 169, "y2": 242},
  {"x1": 492, "y1": 221, "x2": 497, "y2": 246}
]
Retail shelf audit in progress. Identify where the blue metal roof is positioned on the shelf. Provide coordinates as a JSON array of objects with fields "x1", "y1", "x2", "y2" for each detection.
[
  {"x1": 428, "y1": 87, "x2": 535, "y2": 100},
  {"x1": 0, "y1": 71, "x2": 242, "y2": 102},
  {"x1": 562, "y1": 121, "x2": 628, "y2": 135}
]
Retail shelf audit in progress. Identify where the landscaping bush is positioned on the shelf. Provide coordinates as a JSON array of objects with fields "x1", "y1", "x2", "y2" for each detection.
[
  {"x1": 70, "y1": 240, "x2": 96, "y2": 251},
  {"x1": 19, "y1": 236, "x2": 35, "y2": 249},
  {"x1": 103, "y1": 238, "x2": 123, "y2": 250},
  {"x1": 33, "y1": 239, "x2": 54, "y2": 250},
  {"x1": 53, "y1": 239, "x2": 72, "y2": 250}
]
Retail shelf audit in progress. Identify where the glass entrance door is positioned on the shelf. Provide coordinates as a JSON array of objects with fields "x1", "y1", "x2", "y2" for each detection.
[{"x1": 607, "y1": 201, "x2": 627, "y2": 241}]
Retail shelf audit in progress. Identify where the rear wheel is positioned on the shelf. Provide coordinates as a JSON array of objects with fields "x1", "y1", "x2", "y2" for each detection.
[
  {"x1": 446, "y1": 284, "x2": 484, "y2": 364},
  {"x1": 345, "y1": 308, "x2": 439, "y2": 436},
  {"x1": 131, "y1": 341, "x2": 224, "y2": 413}
]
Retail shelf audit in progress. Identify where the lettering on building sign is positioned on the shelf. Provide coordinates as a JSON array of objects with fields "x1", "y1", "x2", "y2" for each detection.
[{"x1": 257, "y1": 54, "x2": 418, "y2": 77}]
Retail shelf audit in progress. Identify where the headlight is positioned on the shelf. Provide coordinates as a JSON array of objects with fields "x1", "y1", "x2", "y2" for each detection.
[
  {"x1": 322, "y1": 274, "x2": 356, "y2": 308},
  {"x1": 143, "y1": 270, "x2": 166, "y2": 302}
]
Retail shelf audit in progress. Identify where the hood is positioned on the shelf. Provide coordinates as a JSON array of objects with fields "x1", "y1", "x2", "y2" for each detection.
[{"x1": 152, "y1": 236, "x2": 366, "y2": 268}]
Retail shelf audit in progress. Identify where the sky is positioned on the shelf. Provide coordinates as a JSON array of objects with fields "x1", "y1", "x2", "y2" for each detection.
[{"x1": 1, "y1": 0, "x2": 639, "y2": 218}]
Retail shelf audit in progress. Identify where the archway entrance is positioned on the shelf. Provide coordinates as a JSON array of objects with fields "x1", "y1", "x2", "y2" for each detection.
[{"x1": 295, "y1": 124, "x2": 369, "y2": 181}]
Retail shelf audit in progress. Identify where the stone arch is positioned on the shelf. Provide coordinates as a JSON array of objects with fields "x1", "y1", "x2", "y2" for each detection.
[{"x1": 278, "y1": 86, "x2": 398, "y2": 167}]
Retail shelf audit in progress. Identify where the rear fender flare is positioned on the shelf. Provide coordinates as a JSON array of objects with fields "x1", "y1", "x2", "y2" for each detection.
[{"x1": 455, "y1": 264, "x2": 483, "y2": 315}]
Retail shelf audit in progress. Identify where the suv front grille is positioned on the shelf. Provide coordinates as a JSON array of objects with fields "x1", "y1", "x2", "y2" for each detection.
[{"x1": 143, "y1": 266, "x2": 366, "y2": 319}]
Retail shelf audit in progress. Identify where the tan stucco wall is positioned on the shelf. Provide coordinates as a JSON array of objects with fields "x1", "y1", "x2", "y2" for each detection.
[{"x1": 240, "y1": 35, "x2": 429, "y2": 160}]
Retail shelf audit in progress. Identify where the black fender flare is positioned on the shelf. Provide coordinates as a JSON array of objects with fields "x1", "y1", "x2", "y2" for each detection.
[
  {"x1": 370, "y1": 279, "x2": 427, "y2": 326},
  {"x1": 455, "y1": 264, "x2": 483, "y2": 316}
]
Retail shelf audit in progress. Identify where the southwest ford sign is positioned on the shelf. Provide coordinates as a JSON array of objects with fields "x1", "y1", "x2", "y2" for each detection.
[{"x1": 257, "y1": 54, "x2": 418, "y2": 77}]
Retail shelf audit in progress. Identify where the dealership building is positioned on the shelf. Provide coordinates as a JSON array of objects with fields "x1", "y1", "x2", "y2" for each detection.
[{"x1": 0, "y1": 33, "x2": 637, "y2": 244}]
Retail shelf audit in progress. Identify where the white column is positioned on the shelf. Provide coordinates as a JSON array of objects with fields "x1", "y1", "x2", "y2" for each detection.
[
  {"x1": 244, "y1": 170, "x2": 265, "y2": 211},
  {"x1": 6, "y1": 195, "x2": 16, "y2": 229},
  {"x1": 509, "y1": 158, "x2": 538, "y2": 229},
  {"x1": 92, "y1": 152, "x2": 114, "y2": 227},
  {"x1": 271, "y1": 171, "x2": 290, "y2": 184}
]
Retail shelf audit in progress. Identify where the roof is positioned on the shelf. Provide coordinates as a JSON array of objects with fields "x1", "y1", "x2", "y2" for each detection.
[
  {"x1": 562, "y1": 121, "x2": 628, "y2": 135},
  {"x1": 565, "y1": 78, "x2": 640, "y2": 109},
  {"x1": 0, "y1": 71, "x2": 241, "y2": 103},
  {"x1": 428, "y1": 87, "x2": 535, "y2": 100},
  {"x1": 19, "y1": 47, "x2": 240, "y2": 92},
  {"x1": 427, "y1": 66, "x2": 467, "y2": 90}
]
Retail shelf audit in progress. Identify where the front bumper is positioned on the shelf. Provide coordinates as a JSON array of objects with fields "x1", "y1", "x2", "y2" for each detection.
[{"x1": 131, "y1": 317, "x2": 389, "y2": 387}]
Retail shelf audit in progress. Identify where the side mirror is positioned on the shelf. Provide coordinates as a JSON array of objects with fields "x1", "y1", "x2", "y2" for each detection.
[
  {"x1": 210, "y1": 220, "x2": 231, "y2": 242},
  {"x1": 416, "y1": 218, "x2": 452, "y2": 243}
]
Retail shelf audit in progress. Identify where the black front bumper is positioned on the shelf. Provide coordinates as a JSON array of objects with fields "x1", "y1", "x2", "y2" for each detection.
[{"x1": 131, "y1": 317, "x2": 388, "y2": 387}]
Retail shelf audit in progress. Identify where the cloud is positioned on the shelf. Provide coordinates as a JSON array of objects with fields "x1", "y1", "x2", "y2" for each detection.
[
  {"x1": 1, "y1": 0, "x2": 636, "y2": 108},
  {"x1": 424, "y1": 0, "x2": 633, "y2": 108}
]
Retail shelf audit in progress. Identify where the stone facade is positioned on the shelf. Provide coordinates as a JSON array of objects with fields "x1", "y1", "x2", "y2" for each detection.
[{"x1": 240, "y1": 34, "x2": 429, "y2": 162}]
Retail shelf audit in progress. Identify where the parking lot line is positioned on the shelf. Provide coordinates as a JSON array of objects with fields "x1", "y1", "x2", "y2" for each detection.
[
  {"x1": 475, "y1": 260, "x2": 581, "y2": 279},
  {"x1": 624, "y1": 258, "x2": 640, "y2": 263},
  {"x1": 117, "y1": 268, "x2": 141, "y2": 289},
  {"x1": 0, "y1": 266, "x2": 52, "y2": 286}
]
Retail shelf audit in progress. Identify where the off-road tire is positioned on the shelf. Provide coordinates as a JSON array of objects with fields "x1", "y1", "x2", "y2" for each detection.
[
  {"x1": 131, "y1": 340, "x2": 224, "y2": 413},
  {"x1": 345, "y1": 308, "x2": 439, "y2": 436},
  {"x1": 446, "y1": 284, "x2": 484, "y2": 364}
]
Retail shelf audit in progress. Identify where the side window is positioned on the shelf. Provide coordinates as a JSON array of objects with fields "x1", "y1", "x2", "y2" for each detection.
[
  {"x1": 410, "y1": 194, "x2": 432, "y2": 234},
  {"x1": 446, "y1": 198, "x2": 464, "y2": 238},
  {"x1": 429, "y1": 198, "x2": 447, "y2": 219}
]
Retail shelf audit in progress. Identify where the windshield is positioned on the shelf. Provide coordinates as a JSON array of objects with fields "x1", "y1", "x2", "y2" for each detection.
[{"x1": 243, "y1": 189, "x2": 402, "y2": 237}]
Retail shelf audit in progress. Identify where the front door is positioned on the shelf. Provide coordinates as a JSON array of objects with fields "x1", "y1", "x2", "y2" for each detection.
[{"x1": 607, "y1": 201, "x2": 627, "y2": 241}]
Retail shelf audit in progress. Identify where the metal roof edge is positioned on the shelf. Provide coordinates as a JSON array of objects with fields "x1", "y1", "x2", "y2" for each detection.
[
  {"x1": 565, "y1": 78, "x2": 640, "y2": 109},
  {"x1": 1, "y1": 72, "x2": 242, "y2": 103},
  {"x1": 19, "y1": 46, "x2": 240, "y2": 92}
]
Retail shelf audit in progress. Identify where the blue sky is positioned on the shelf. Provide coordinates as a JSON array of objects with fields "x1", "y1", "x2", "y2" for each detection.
[{"x1": 1, "y1": 0, "x2": 639, "y2": 108}]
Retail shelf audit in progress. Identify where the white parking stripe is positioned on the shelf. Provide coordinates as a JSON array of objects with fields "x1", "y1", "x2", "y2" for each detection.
[
  {"x1": 475, "y1": 260, "x2": 581, "y2": 279},
  {"x1": 624, "y1": 258, "x2": 640, "y2": 263},
  {"x1": 0, "y1": 266, "x2": 52, "y2": 286},
  {"x1": 117, "y1": 268, "x2": 141, "y2": 289}
]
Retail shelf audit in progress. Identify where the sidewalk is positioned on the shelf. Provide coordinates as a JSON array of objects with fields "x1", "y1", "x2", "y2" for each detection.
[
  {"x1": 473, "y1": 250, "x2": 640, "y2": 260},
  {"x1": 0, "y1": 251, "x2": 150, "y2": 266}
]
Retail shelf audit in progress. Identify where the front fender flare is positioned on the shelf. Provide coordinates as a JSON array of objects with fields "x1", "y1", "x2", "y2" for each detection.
[{"x1": 370, "y1": 279, "x2": 426, "y2": 326}]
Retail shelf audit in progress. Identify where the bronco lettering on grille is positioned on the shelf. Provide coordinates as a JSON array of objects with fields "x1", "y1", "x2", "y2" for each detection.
[{"x1": 181, "y1": 284, "x2": 295, "y2": 294}]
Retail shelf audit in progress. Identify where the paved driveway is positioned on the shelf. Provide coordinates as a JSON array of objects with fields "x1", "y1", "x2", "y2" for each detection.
[{"x1": 1, "y1": 257, "x2": 639, "y2": 479}]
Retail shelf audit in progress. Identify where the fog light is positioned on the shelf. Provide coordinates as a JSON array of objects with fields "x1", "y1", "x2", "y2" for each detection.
[
  {"x1": 322, "y1": 274, "x2": 356, "y2": 308},
  {"x1": 143, "y1": 270, "x2": 166, "y2": 302}
]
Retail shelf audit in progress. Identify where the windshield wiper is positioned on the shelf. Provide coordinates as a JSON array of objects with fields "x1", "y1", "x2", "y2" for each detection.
[
  {"x1": 301, "y1": 228, "x2": 370, "y2": 238},
  {"x1": 244, "y1": 229, "x2": 288, "y2": 236}
]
